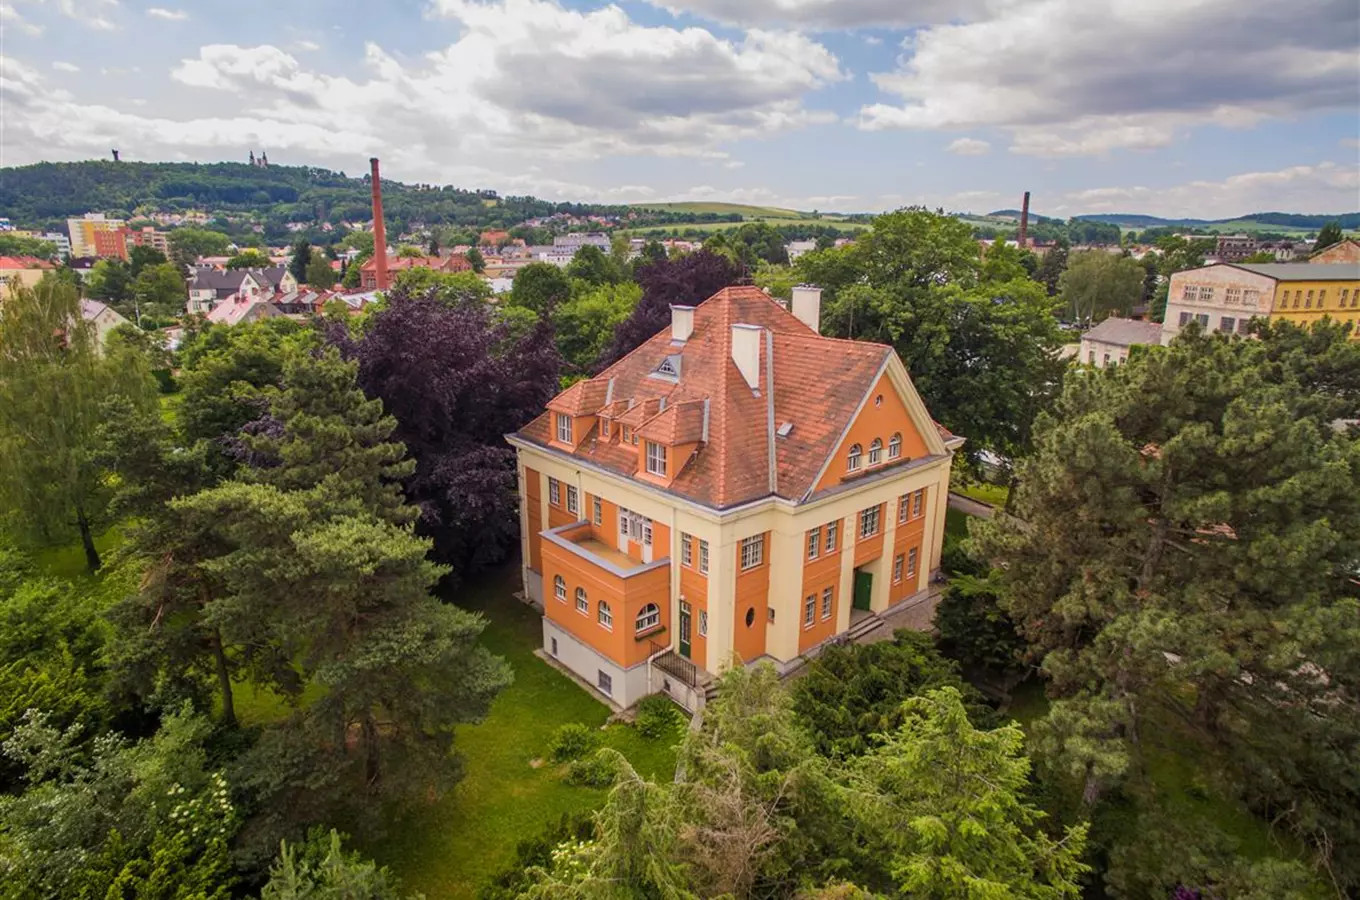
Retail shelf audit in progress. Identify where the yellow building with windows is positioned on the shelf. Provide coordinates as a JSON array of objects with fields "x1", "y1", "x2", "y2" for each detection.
[{"x1": 1248, "y1": 263, "x2": 1360, "y2": 332}]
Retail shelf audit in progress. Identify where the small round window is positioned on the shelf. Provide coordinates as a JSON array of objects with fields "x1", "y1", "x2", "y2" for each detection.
[
  {"x1": 875, "y1": 394, "x2": 884, "y2": 407},
  {"x1": 745, "y1": 607, "x2": 756, "y2": 627}
]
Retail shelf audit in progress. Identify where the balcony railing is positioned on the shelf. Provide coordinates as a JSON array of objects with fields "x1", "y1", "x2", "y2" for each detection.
[
  {"x1": 649, "y1": 639, "x2": 699, "y2": 687},
  {"x1": 543, "y1": 521, "x2": 669, "y2": 578}
]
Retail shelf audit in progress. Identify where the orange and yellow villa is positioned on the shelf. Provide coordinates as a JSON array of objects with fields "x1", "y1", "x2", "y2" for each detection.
[{"x1": 507, "y1": 285, "x2": 964, "y2": 710}]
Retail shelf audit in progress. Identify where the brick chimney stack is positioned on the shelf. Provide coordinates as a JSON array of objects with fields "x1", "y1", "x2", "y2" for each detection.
[
  {"x1": 1018, "y1": 191, "x2": 1031, "y2": 248},
  {"x1": 369, "y1": 157, "x2": 389, "y2": 291}
]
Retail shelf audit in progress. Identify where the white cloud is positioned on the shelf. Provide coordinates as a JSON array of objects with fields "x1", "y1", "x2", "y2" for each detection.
[
  {"x1": 1, "y1": 0, "x2": 842, "y2": 193},
  {"x1": 290, "y1": 40, "x2": 321, "y2": 52},
  {"x1": 1341, "y1": 137, "x2": 1360, "y2": 150},
  {"x1": 1056, "y1": 161, "x2": 1360, "y2": 218},
  {"x1": 146, "y1": 6, "x2": 188, "y2": 20},
  {"x1": 946, "y1": 137, "x2": 989, "y2": 155},
  {"x1": 1, "y1": 3, "x2": 44, "y2": 34},
  {"x1": 644, "y1": 0, "x2": 983, "y2": 28},
  {"x1": 51, "y1": 61, "x2": 81, "y2": 73},
  {"x1": 863, "y1": 34, "x2": 881, "y2": 45},
  {"x1": 859, "y1": 0, "x2": 1360, "y2": 156}
]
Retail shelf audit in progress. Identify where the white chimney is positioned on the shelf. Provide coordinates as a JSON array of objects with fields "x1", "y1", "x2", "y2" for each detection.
[
  {"x1": 671, "y1": 304, "x2": 695, "y2": 342},
  {"x1": 791, "y1": 284, "x2": 822, "y2": 334},
  {"x1": 731, "y1": 323, "x2": 762, "y2": 390}
]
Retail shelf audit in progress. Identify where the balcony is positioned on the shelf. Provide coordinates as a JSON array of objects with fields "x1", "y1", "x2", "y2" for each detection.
[{"x1": 542, "y1": 521, "x2": 669, "y2": 579}]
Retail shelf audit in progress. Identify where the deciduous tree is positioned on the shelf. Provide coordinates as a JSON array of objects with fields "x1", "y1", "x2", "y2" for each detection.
[
  {"x1": 1314, "y1": 220, "x2": 1344, "y2": 252},
  {"x1": 598, "y1": 249, "x2": 739, "y2": 368},
  {"x1": 1058, "y1": 250, "x2": 1144, "y2": 323},
  {"x1": 510, "y1": 261, "x2": 572, "y2": 314},
  {"x1": 226, "y1": 248, "x2": 272, "y2": 269}
]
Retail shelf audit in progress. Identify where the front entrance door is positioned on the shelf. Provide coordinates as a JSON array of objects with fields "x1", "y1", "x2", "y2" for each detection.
[
  {"x1": 853, "y1": 569, "x2": 873, "y2": 611},
  {"x1": 678, "y1": 600, "x2": 692, "y2": 658}
]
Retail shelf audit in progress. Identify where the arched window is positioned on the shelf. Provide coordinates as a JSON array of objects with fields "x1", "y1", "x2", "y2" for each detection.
[
  {"x1": 847, "y1": 443, "x2": 862, "y2": 471},
  {"x1": 888, "y1": 432, "x2": 902, "y2": 460},
  {"x1": 553, "y1": 575, "x2": 566, "y2": 602},
  {"x1": 635, "y1": 603, "x2": 660, "y2": 633},
  {"x1": 575, "y1": 586, "x2": 588, "y2": 614},
  {"x1": 868, "y1": 438, "x2": 883, "y2": 465},
  {"x1": 598, "y1": 600, "x2": 612, "y2": 630}
]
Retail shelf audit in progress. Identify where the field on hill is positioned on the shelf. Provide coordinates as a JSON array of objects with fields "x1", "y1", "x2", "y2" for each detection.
[
  {"x1": 622, "y1": 217, "x2": 870, "y2": 236},
  {"x1": 630, "y1": 201, "x2": 805, "y2": 218}
]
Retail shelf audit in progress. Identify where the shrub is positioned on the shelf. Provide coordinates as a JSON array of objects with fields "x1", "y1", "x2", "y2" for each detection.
[
  {"x1": 934, "y1": 571, "x2": 1027, "y2": 674},
  {"x1": 478, "y1": 812, "x2": 595, "y2": 900},
  {"x1": 548, "y1": 722, "x2": 598, "y2": 762},
  {"x1": 634, "y1": 694, "x2": 682, "y2": 739},
  {"x1": 564, "y1": 753, "x2": 616, "y2": 787}
]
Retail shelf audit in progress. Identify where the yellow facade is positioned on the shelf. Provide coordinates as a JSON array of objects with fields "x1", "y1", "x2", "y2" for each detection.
[{"x1": 1268, "y1": 277, "x2": 1360, "y2": 334}]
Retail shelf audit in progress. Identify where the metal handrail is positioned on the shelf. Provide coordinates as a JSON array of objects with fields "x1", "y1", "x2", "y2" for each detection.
[{"x1": 649, "y1": 639, "x2": 698, "y2": 687}]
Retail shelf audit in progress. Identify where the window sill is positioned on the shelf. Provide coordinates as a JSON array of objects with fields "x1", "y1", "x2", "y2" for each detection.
[{"x1": 634, "y1": 624, "x2": 666, "y2": 642}]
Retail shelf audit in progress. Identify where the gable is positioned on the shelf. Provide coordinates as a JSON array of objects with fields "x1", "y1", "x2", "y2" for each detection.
[{"x1": 813, "y1": 368, "x2": 933, "y2": 494}]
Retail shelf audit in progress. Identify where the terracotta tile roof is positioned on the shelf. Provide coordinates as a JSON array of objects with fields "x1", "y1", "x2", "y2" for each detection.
[
  {"x1": 515, "y1": 285, "x2": 915, "y2": 510},
  {"x1": 0, "y1": 256, "x2": 54, "y2": 269},
  {"x1": 547, "y1": 378, "x2": 610, "y2": 416}
]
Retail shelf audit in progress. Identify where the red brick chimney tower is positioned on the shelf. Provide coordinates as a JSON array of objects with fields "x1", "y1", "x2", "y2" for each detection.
[
  {"x1": 1018, "y1": 191, "x2": 1031, "y2": 248},
  {"x1": 369, "y1": 157, "x2": 389, "y2": 291}
]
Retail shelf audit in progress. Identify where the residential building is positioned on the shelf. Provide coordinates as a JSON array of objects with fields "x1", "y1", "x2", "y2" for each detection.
[
  {"x1": 1253, "y1": 263, "x2": 1360, "y2": 333},
  {"x1": 1161, "y1": 264, "x2": 1275, "y2": 344},
  {"x1": 40, "y1": 232, "x2": 72, "y2": 259},
  {"x1": 1312, "y1": 238, "x2": 1360, "y2": 265},
  {"x1": 479, "y1": 230, "x2": 511, "y2": 248},
  {"x1": 530, "y1": 246, "x2": 576, "y2": 267},
  {"x1": 1079, "y1": 317, "x2": 1163, "y2": 367},
  {"x1": 508, "y1": 285, "x2": 963, "y2": 711},
  {"x1": 554, "y1": 232, "x2": 611, "y2": 251},
  {"x1": 358, "y1": 253, "x2": 471, "y2": 290},
  {"x1": 128, "y1": 226, "x2": 171, "y2": 255},
  {"x1": 1214, "y1": 234, "x2": 1258, "y2": 262},
  {"x1": 206, "y1": 296, "x2": 283, "y2": 326},
  {"x1": 0, "y1": 256, "x2": 55, "y2": 292},
  {"x1": 67, "y1": 213, "x2": 128, "y2": 259},
  {"x1": 187, "y1": 266, "x2": 296, "y2": 314},
  {"x1": 79, "y1": 299, "x2": 131, "y2": 344},
  {"x1": 786, "y1": 240, "x2": 817, "y2": 261},
  {"x1": 1162, "y1": 263, "x2": 1360, "y2": 343}
]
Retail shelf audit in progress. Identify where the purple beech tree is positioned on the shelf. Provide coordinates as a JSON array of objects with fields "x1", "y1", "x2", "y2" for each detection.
[
  {"x1": 597, "y1": 249, "x2": 740, "y2": 369},
  {"x1": 333, "y1": 289, "x2": 562, "y2": 578}
]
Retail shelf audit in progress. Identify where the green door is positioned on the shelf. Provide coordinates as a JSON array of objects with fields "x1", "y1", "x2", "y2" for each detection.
[
  {"x1": 853, "y1": 570, "x2": 873, "y2": 611},
  {"x1": 678, "y1": 601, "x2": 692, "y2": 658}
]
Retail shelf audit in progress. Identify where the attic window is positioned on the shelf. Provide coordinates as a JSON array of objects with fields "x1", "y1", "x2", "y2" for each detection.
[
  {"x1": 776, "y1": 422, "x2": 794, "y2": 438},
  {"x1": 651, "y1": 355, "x2": 682, "y2": 381}
]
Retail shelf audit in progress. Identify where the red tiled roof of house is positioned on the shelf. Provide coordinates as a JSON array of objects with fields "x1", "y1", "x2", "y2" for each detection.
[
  {"x1": 0, "y1": 256, "x2": 55, "y2": 269},
  {"x1": 547, "y1": 378, "x2": 610, "y2": 416},
  {"x1": 517, "y1": 285, "x2": 916, "y2": 509}
]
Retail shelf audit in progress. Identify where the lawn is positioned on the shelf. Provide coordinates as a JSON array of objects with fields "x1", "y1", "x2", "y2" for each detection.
[
  {"x1": 953, "y1": 481, "x2": 1010, "y2": 509},
  {"x1": 30, "y1": 526, "x2": 124, "y2": 582},
  {"x1": 630, "y1": 201, "x2": 805, "y2": 218},
  {"x1": 945, "y1": 507, "x2": 972, "y2": 542},
  {"x1": 622, "y1": 218, "x2": 869, "y2": 236},
  {"x1": 365, "y1": 565, "x2": 683, "y2": 899}
]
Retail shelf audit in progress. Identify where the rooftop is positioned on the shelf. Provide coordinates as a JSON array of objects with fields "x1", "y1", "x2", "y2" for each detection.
[
  {"x1": 1233, "y1": 263, "x2": 1360, "y2": 281},
  {"x1": 1083, "y1": 317, "x2": 1163, "y2": 348}
]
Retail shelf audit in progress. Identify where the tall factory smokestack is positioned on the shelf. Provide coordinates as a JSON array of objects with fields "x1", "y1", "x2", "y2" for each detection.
[
  {"x1": 369, "y1": 157, "x2": 389, "y2": 291},
  {"x1": 1017, "y1": 191, "x2": 1031, "y2": 248}
]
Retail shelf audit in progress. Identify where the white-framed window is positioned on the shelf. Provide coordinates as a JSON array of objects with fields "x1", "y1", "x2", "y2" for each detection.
[
  {"x1": 642, "y1": 519, "x2": 653, "y2": 546},
  {"x1": 622, "y1": 425, "x2": 632, "y2": 444},
  {"x1": 1200, "y1": 287, "x2": 1215, "y2": 302},
  {"x1": 868, "y1": 438, "x2": 883, "y2": 466},
  {"x1": 1181, "y1": 285, "x2": 1198, "y2": 301},
  {"x1": 600, "y1": 419, "x2": 610, "y2": 440},
  {"x1": 556, "y1": 413, "x2": 573, "y2": 444},
  {"x1": 825, "y1": 522, "x2": 838, "y2": 553},
  {"x1": 1219, "y1": 316, "x2": 1235, "y2": 334},
  {"x1": 598, "y1": 670, "x2": 613, "y2": 695},
  {"x1": 1319, "y1": 289, "x2": 1328, "y2": 307},
  {"x1": 888, "y1": 433, "x2": 902, "y2": 460},
  {"x1": 898, "y1": 493, "x2": 910, "y2": 524},
  {"x1": 682, "y1": 534, "x2": 693, "y2": 567},
  {"x1": 548, "y1": 477, "x2": 561, "y2": 506},
  {"x1": 1237, "y1": 319, "x2": 1251, "y2": 335},
  {"x1": 598, "y1": 600, "x2": 612, "y2": 630},
  {"x1": 807, "y1": 528, "x2": 820, "y2": 560},
  {"x1": 740, "y1": 534, "x2": 765, "y2": 570},
  {"x1": 575, "y1": 587, "x2": 588, "y2": 614},
  {"x1": 645, "y1": 441, "x2": 667, "y2": 477},
  {"x1": 698, "y1": 609, "x2": 708, "y2": 636},
  {"x1": 847, "y1": 443, "x2": 862, "y2": 472},
  {"x1": 1195, "y1": 314, "x2": 1209, "y2": 328},
  {"x1": 699, "y1": 540, "x2": 710, "y2": 575},
  {"x1": 635, "y1": 603, "x2": 660, "y2": 633},
  {"x1": 566, "y1": 485, "x2": 579, "y2": 515},
  {"x1": 804, "y1": 595, "x2": 816, "y2": 627},
  {"x1": 913, "y1": 489, "x2": 924, "y2": 519},
  {"x1": 859, "y1": 505, "x2": 880, "y2": 539},
  {"x1": 1179, "y1": 311, "x2": 1192, "y2": 327},
  {"x1": 592, "y1": 496, "x2": 602, "y2": 525},
  {"x1": 1244, "y1": 289, "x2": 1260, "y2": 307},
  {"x1": 821, "y1": 587, "x2": 833, "y2": 620},
  {"x1": 893, "y1": 554, "x2": 904, "y2": 584},
  {"x1": 1225, "y1": 287, "x2": 1241, "y2": 304},
  {"x1": 553, "y1": 575, "x2": 566, "y2": 602},
  {"x1": 907, "y1": 547, "x2": 918, "y2": 577}
]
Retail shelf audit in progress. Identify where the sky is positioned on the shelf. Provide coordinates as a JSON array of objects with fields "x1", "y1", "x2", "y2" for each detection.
[{"x1": 1, "y1": 0, "x2": 1358, "y2": 219}]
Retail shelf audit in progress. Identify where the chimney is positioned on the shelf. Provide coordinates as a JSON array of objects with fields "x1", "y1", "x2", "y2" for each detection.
[
  {"x1": 670, "y1": 305, "x2": 695, "y2": 342},
  {"x1": 369, "y1": 157, "x2": 389, "y2": 291},
  {"x1": 731, "y1": 323, "x2": 761, "y2": 390},
  {"x1": 790, "y1": 284, "x2": 822, "y2": 334},
  {"x1": 111, "y1": 149, "x2": 120, "y2": 162},
  {"x1": 1018, "y1": 191, "x2": 1031, "y2": 248}
]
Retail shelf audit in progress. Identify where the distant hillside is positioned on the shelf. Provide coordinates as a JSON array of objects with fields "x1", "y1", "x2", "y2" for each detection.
[
  {"x1": 1073, "y1": 211, "x2": 1360, "y2": 231},
  {"x1": 987, "y1": 209, "x2": 1063, "y2": 225}
]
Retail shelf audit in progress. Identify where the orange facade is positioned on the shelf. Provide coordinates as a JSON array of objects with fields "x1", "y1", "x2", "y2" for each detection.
[
  {"x1": 732, "y1": 532, "x2": 770, "y2": 663},
  {"x1": 798, "y1": 516, "x2": 844, "y2": 653},
  {"x1": 677, "y1": 534, "x2": 709, "y2": 667},
  {"x1": 542, "y1": 522, "x2": 670, "y2": 669},
  {"x1": 890, "y1": 488, "x2": 929, "y2": 604},
  {"x1": 525, "y1": 466, "x2": 543, "y2": 573},
  {"x1": 816, "y1": 372, "x2": 930, "y2": 493},
  {"x1": 853, "y1": 502, "x2": 886, "y2": 567}
]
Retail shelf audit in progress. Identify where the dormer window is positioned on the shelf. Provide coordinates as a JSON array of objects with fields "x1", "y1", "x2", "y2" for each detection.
[
  {"x1": 868, "y1": 438, "x2": 883, "y2": 466},
  {"x1": 888, "y1": 433, "x2": 902, "y2": 460},
  {"x1": 653, "y1": 355, "x2": 681, "y2": 381},
  {"x1": 556, "y1": 413, "x2": 573, "y2": 444},
  {"x1": 645, "y1": 441, "x2": 668, "y2": 477},
  {"x1": 847, "y1": 443, "x2": 862, "y2": 472}
]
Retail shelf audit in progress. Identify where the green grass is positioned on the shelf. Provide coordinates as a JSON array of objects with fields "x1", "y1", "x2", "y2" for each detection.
[
  {"x1": 158, "y1": 391, "x2": 183, "y2": 425},
  {"x1": 630, "y1": 201, "x2": 805, "y2": 218},
  {"x1": 954, "y1": 481, "x2": 1009, "y2": 508},
  {"x1": 366, "y1": 566, "x2": 683, "y2": 899},
  {"x1": 621, "y1": 218, "x2": 870, "y2": 236},
  {"x1": 945, "y1": 508, "x2": 972, "y2": 542},
  {"x1": 29, "y1": 527, "x2": 125, "y2": 582}
]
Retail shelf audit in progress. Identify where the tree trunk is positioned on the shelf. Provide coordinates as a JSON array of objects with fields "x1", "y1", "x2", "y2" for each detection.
[
  {"x1": 362, "y1": 713, "x2": 381, "y2": 789},
  {"x1": 76, "y1": 505, "x2": 101, "y2": 572},
  {"x1": 212, "y1": 629, "x2": 236, "y2": 727}
]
